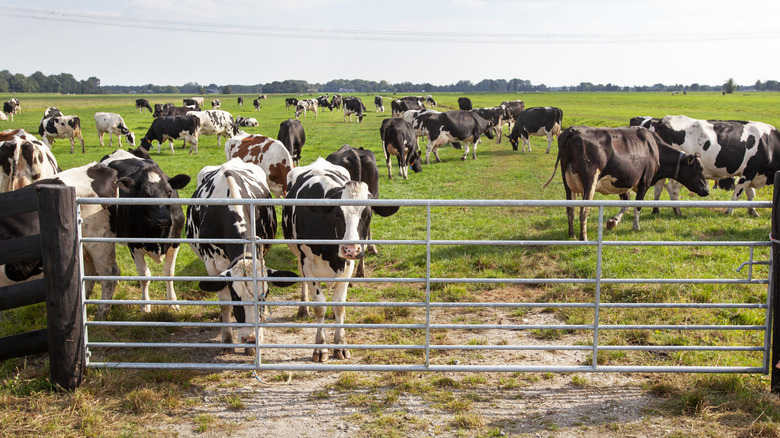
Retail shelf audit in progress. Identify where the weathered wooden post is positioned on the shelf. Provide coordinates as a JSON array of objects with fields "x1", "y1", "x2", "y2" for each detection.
[
  {"x1": 37, "y1": 184, "x2": 83, "y2": 390},
  {"x1": 771, "y1": 172, "x2": 780, "y2": 393}
]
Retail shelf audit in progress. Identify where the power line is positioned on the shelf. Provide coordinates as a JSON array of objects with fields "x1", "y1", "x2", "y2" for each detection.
[{"x1": 1, "y1": 6, "x2": 779, "y2": 44}]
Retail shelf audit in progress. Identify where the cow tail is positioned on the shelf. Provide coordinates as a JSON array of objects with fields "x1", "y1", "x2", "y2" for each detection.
[
  {"x1": 542, "y1": 155, "x2": 560, "y2": 188},
  {"x1": 542, "y1": 124, "x2": 569, "y2": 188}
]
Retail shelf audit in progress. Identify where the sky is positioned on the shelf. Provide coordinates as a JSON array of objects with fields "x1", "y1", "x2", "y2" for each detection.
[{"x1": 1, "y1": 0, "x2": 779, "y2": 88}]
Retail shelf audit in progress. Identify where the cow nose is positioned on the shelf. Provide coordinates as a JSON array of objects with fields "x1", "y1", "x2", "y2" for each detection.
[
  {"x1": 340, "y1": 244, "x2": 364, "y2": 260},
  {"x1": 240, "y1": 335, "x2": 256, "y2": 344}
]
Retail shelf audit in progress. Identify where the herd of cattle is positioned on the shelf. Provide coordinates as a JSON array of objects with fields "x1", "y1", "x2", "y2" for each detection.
[{"x1": 0, "y1": 92, "x2": 778, "y2": 362}]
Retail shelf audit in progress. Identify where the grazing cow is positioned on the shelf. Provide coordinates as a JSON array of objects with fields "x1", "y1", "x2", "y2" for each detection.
[
  {"x1": 391, "y1": 98, "x2": 424, "y2": 118},
  {"x1": 0, "y1": 162, "x2": 128, "y2": 319},
  {"x1": 543, "y1": 126, "x2": 709, "y2": 241},
  {"x1": 329, "y1": 94, "x2": 343, "y2": 111},
  {"x1": 253, "y1": 99, "x2": 261, "y2": 110},
  {"x1": 186, "y1": 110, "x2": 241, "y2": 148},
  {"x1": 507, "y1": 106, "x2": 564, "y2": 153},
  {"x1": 186, "y1": 159, "x2": 297, "y2": 352},
  {"x1": 152, "y1": 103, "x2": 175, "y2": 118},
  {"x1": 277, "y1": 118, "x2": 305, "y2": 166},
  {"x1": 184, "y1": 97, "x2": 204, "y2": 110},
  {"x1": 424, "y1": 110, "x2": 494, "y2": 162},
  {"x1": 237, "y1": 96, "x2": 244, "y2": 106},
  {"x1": 38, "y1": 116, "x2": 85, "y2": 153},
  {"x1": 425, "y1": 95, "x2": 437, "y2": 107},
  {"x1": 211, "y1": 99, "x2": 221, "y2": 110},
  {"x1": 472, "y1": 107, "x2": 505, "y2": 143},
  {"x1": 135, "y1": 98, "x2": 153, "y2": 114},
  {"x1": 653, "y1": 115, "x2": 780, "y2": 216},
  {"x1": 295, "y1": 99, "x2": 318, "y2": 119},
  {"x1": 343, "y1": 97, "x2": 365, "y2": 123},
  {"x1": 94, "y1": 112, "x2": 136, "y2": 148},
  {"x1": 458, "y1": 97, "x2": 473, "y2": 111},
  {"x1": 9, "y1": 98, "x2": 20, "y2": 114},
  {"x1": 380, "y1": 118, "x2": 422, "y2": 180},
  {"x1": 43, "y1": 106, "x2": 63, "y2": 119},
  {"x1": 374, "y1": 96, "x2": 384, "y2": 112},
  {"x1": 224, "y1": 134, "x2": 294, "y2": 197},
  {"x1": 499, "y1": 100, "x2": 525, "y2": 140},
  {"x1": 402, "y1": 109, "x2": 441, "y2": 148},
  {"x1": 629, "y1": 116, "x2": 662, "y2": 131},
  {"x1": 285, "y1": 97, "x2": 299, "y2": 110},
  {"x1": 316, "y1": 95, "x2": 330, "y2": 110},
  {"x1": 0, "y1": 130, "x2": 60, "y2": 193},
  {"x1": 139, "y1": 115, "x2": 201, "y2": 154},
  {"x1": 282, "y1": 158, "x2": 399, "y2": 361},
  {"x1": 100, "y1": 148, "x2": 191, "y2": 314},
  {"x1": 3, "y1": 101, "x2": 15, "y2": 121},
  {"x1": 236, "y1": 116, "x2": 259, "y2": 127},
  {"x1": 258, "y1": 94, "x2": 267, "y2": 100}
]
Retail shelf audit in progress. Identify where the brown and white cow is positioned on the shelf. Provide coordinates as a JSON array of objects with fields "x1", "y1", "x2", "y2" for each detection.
[
  {"x1": 0, "y1": 129, "x2": 60, "y2": 193},
  {"x1": 224, "y1": 133, "x2": 294, "y2": 197},
  {"x1": 543, "y1": 126, "x2": 709, "y2": 241},
  {"x1": 38, "y1": 115, "x2": 85, "y2": 154}
]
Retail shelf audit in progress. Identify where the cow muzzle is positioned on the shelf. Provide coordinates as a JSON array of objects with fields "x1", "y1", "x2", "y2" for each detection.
[{"x1": 339, "y1": 244, "x2": 365, "y2": 260}]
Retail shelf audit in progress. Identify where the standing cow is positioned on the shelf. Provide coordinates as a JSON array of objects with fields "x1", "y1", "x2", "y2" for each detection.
[
  {"x1": 136, "y1": 98, "x2": 153, "y2": 114},
  {"x1": 380, "y1": 118, "x2": 422, "y2": 179},
  {"x1": 186, "y1": 110, "x2": 241, "y2": 148},
  {"x1": 140, "y1": 115, "x2": 201, "y2": 154},
  {"x1": 507, "y1": 106, "x2": 563, "y2": 154},
  {"x1": 0, "y1": 129, "x2": 60, "y2": 193},
  {"x1": 95, "y1": 112, "x2": 136, "y2": 148},
  {"x1": 277, "y1": 119, "x2": 305, "y2": 166},
  {"x1": 374, "y1": 96, "x2": 384, "y2": 112},
  {"x1": 343, "y1": 97, "x2": 366, "y2": 122},
  {"x1": 224, "y1": 133, "x2": 294, "y2": 198},
  {"x1": 424, "y1": 110, "x2": 494, "y2": 162},
  {"x1": 38, "y1": 115, "x2": 86, "y2": 154}
]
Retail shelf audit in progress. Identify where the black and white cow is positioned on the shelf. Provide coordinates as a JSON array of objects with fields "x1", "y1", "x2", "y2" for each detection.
[
  {"x1": 9, "y1": 98, "x2": 20, "y2": 114},
  {"x1": 390, "y1": 98, "x2": 424, "y2": 118},
  {"x1": 402, "y1": 109, "x2": 441, "y2": 148},
  {"x1": 136, "y1": 98, "x2": 153, "y2": 114},
  {"x1": 329, "y1": 94, "x2": 343, "y2": 111},
  {"x1": 183, "y1": 98, "x2": 202, "y2": 110},
  {"x1": 258, "y1": 94, "x2": 267, "y2": 100},
  {"x1": 653, "y1": 115, "x2": 780, "y2": 216},
  {"x1": 0, "y1": 162, "x2": 129, "y2": 319},
  {"x1": 44, "y1": 106, "x2": 63, "y2": 119},
  {"x1": 507, "y1": 106, "x2": 563, "y2": 153},
  {"x1": 38, "y1": 115, "x2": 85, "y2": 154},
  {"x1": 499, "y1": 99, "x2": 525, "y2": 141},
  {"x1": 100, "y1": 148, "x2": 191, "y2": 314},
  {"x1": 211, "y1": 99, "x2": 221, "y2": 110},
  {"x1": 282, "y1": 158, "x2": 399, "y2": 361},
  {"x1": 236, "y1": 116, "x2": 259, "y2": 127},
  {"x1": 285, "y1": 97, "x2": 299, "y2": 110},
  {"x1": 458, "y1": 97, "x2": 473, "y2": 111},
  {"x1": 543, "y1": 126, "x2": 709, "y2": 241},
  {"x1": 295, "y1": 99, "x2": 318, "y2": 119},
  {"x1": 3, "y1": 101, "x2": 17, "y2": 121},
  {"x1": 186, "y1": 110, "x2": 241, "y2": 149},
  {"x1": 253, "y1": 99, "x2": 261, "y2": 111},
  {"x1": 95, "y1": 112, "x2": 136, "y2": 148},
  {"x1": 374, "y1": 96, "x2": 384, "y2": 112},
  {"x1": 153, "y1": 103, "x2": 174, "y2": 118},
  {"x1": 343, "y1": 97, "x2": 366, "y2": 123},
  {"x1": 629, "y1": 116, "x2": 662, "y2": 131},
  {"x1": 424, "y1": 110, "x2": 494, "y2": 162},
  {"x1": 0, "y1": 129, "x2": 60, "y2": 192},
  {"x1": 471, "y1": 107, "x2": 505, "y2": 143},
  {"x1": 277, "y1": 118, "x2": 305, "y2": 166},
  {"x1": 316, "y1": 95, "x2": 330, "y2": 110},
  {"x1": 186, "y1": 159, "x2": 297, "y2": 352},
  {"x1": 237, "y1": 96, "x2": 244, "y2": 106},
  {"x1": 139, "y1": 115, "x2": 201, "y2": 154},
  {"x1": 425, "y1": 95, "x2": 437, "y2": 107},
  {"x1": 380, "y1": 118, "x2": 422, "y2": 180}
]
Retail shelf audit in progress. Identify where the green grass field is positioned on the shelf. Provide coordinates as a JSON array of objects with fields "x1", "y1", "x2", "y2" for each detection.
[{"x1": 2, "y1": 91, "x2": 780, "y2": 436}]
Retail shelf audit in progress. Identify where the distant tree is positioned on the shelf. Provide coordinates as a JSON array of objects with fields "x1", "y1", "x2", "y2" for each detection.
[
  {"x1": 222, "y1": 85, "x2": 233, "y2": 94},
  {"x1": 723, "y1": 78, "x2": 738, "y2": 94}
]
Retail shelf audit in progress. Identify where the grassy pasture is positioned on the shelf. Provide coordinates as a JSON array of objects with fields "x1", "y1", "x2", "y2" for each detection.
[{"x1": 2, "y1": 91, "x2": 780, "y2": 436}]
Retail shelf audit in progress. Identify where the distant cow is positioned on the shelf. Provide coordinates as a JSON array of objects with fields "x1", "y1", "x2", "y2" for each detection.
[
  {"x1": 184, "y1": 97, "x2": 204, "y2": 110},
  {"x1": 136, "y1": 98, "x2": 153, "y2": 114},
  {"x1": 282, "y1": 158, "x2": 399, "y2": 360},
  {"x1": 507, "y1": 106, "x2": 563, "y2": 153},
  {"x1": 402, "y1": 109, "x2": 441, "y2": 148},
  {"x1": 380, "y1": 118, "x2": 422, "y2": 179},
  {"x1": 295, "y1": 99, "x2": 318, "y2": 119},
  {"x1": 329, "y1": 94, "x2": 343, "y2": 111},
  {"x1": 38, "y1": 115, "x2": 85, "y2": 153},
  {"x1": 186, "y1": 110, "x2": 241, "y2": 148},
  {"x1": 0, "y1": 129, "x2": 60, "y2": 193},
  {"x1": 499, "y1": 100, "x2": 525, "y2": 141},
  {"x1": 44, "y1": 107, "x2": 63, "y2": 119},
  {"x1": 9, "y1": 98, "x2": 20, "y2": 114},
  {"x1": 425, "y1": 95, "x2": 437, "y2": 107},
  {"x1": 424, "y1": 110, "x2": 494, "y2": 162},
  {"x1": 258, "y1": 95, "x2": 267, "y2": 100},
  {"x1": 343, "y1": 96, "x2": 365, "y2": 123},
  {"x1": 374, "y1": 96, "x2": 384, "y2": 112},
  {"x1": 95, "y1": 112, "x2": 136, "y2": 148},
  {"x1": 458, "y1": 97, "x2": 473, "y2": 111},
  {"x1": 3, "y1": 101, "x2": 16, "y2": 121},
  {"x1": 237, "y1": 96, "x2": 244, "y2": 106},
  {"x1": 391, "y1": 98, "x2": 424, "y2": 118},
  {"x1": 543, "y1": 126, "x2": 709, "y2": 241},
  {"x1": 471, "y1": 107, "x2": 505, "y2": 143},
  {"x1": 236, "y1": 116, "x2": 259, "y2": 127},
  {"x1": 101, "y1": 148, "x2": 191, "y2": 314},
  {"x1": 139, "y1": 115, "x2": 200, "y2": 154},
  {"x1": 211, "y1": 99, "x2": 221, "y2": 110},
  {"x1": 187, "y1": 159, "x2": 297, "y2": 352},
  {"x1": 253, "y1": 99, "x2": 261, "y2": 110},
  {"x1": 0, "y1": 162, "x2": 126, "y2": 319},
  {"x1": 285, "y1": 97, "x2": 299, "y2": 110},
  {"x1": 153, "y1": 103, "x2": 175, "y2": 118},
  {"x1": 277, "y1": 118, "x2": 305, "y2": 166},
  {"x1": 629, "y1": 116, "x2": 662, "y2": 131},
  {"x1": 316, "y1": 95, "x2": 330, "y2": 110},
  {"x1": 224, "y1": 133, "x2": 294, "y2": 197}
]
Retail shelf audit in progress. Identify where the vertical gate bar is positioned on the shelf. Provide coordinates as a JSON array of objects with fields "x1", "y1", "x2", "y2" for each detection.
[
  {"x1": 765, "y1": 246, "x2": 774, "y2": 374},
  {"x1": 770, "y1": 171, "x2": 780, "y2": 391},
  {"x1": 250, "y1": 205, "x2": 261, "y2": 367},
  {"x1": 425, "y1": 205, "x2": 432, "y2": 369},
  {"x1": 76, "y1": 203, "x2": 90, "y2": 368},
  {"x1": 592, "y1": 206, "x2": 605, "y2": 369}
]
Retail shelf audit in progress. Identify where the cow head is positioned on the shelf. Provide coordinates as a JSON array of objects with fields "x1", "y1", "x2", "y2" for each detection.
[
  {"x1": 672, "y1": 152, "x2": 710, "y2": 197},
  {"x1": 199, "y1": 256, "x2": 298, "y2": 344},
  {"x1": 125, "y1": 132, "x2": 137, "y2": 147},
  {"x1": 118, "y1": 168, "x2": 191, "y2": 229},
  {"x1": 409, "y1": 148, "x2": 423, "y2": 173},
  {"x1": 507, "y1": 131, "x2": 520, "y2": 151}
]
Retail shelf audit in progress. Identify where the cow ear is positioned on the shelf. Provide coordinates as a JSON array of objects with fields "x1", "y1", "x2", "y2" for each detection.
[
  {"x1": 267, "y1": 269, "x2": 299, "y2": 287},
  {"x1": 199, "y1": 280, "x2": 227, "y2": 292},
  {"x1": 168, "y1": 174, "x2": 191, "y2": 190},
  {"x1": 117, "y1": 176, "x2": 135, "y2": 194},
  {"x1": 373, "y1": 205, "x2": 400, "y2": 217}
]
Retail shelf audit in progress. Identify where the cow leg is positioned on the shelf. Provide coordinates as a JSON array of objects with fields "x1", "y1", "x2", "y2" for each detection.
[
  {"x1": 297, "y1": 260, "x2": 310, "y2": 317},
  {"x1": 651, "y1": 180, "x2": 666, "y2": 214},
  {"x1": 729, "y1": 179, "x2": 757, "y2": 216},
  {"x1": 168, "y1": 139, "x2": 174, "y2": 154},
  {"x1": 109, "y1": 132, "x2": 114, "y2": 148},
  {"x1": 383, "y1": 142, "x2": 393, "y2": 179},
  {"x1": 666, "y1": 180, "x2": 682, "y2": 215},
  {"x1": 312, "y1": 282, "x2": 329, "y2": 362},
  {"x1": 564, "y1": 185, "x2": 577, "y2": 239},
  {"x1": 84, "y1": 242, "x2": 120, "y2": 319},
  {"x1": 579, "y1": 177, "x2": 598, "y2": 241},
  {"x1": 130, "y1": 251, "x2": 153, "y2": 313},
  {"x1": 607, "y1": 193, "x2": 631, "y2": 230},
  {"x1": 332, "y1": 267, "x2": 353, "y2": 360},
  {"x1": 217, "y1": 288, "x2": 238, "y2": 352},
  {"x1": 163, "y1": 246, "x2": 180, "y2": 311},
  {"x1": 472, "y1": 139, "x2": 480, "y2": 160},
  {"x1": 79, "y1": 134, "x2": 85, "y2": 153},
  {"x1": 98, "y1": 132, "x2": 105, "y2": 147},
  {"x1": 69, "y1": 137, "x2": 75, "y2": 154},
  {"x1": 460, "y1": 141, "x2": 470, "y2": 160},
  {"x1": 745, "y1": 187, "x2": 759, "y2": 217},
  {"x1": 545, "y1": 132, "x2": 553, "y2": 154}
]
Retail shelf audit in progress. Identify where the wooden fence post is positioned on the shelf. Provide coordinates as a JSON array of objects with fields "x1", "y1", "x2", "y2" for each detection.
[
  {"x1": 37, "y1": 184, "x2": 83, "y2": 391},
  {"x1": 772, "y1": 172, "x2": 780, "y2": 393}
]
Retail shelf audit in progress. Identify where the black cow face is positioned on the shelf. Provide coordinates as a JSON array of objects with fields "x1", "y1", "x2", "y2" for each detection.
[{"x1": 674, "y1": 153, "x2": 710, "y2": 197}]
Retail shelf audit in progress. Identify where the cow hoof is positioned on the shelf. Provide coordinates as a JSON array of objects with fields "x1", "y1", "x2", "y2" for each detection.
[
  {"x1": 297, "y1": 307, "x2": 310, "y2": 318},
  {"x1": 244, "y1": 347, "x2": 256, "y2": 356},
  {"x1": 170, "y1": 304, "x2": 180, "y2": 312},
  {"x1": 334, "y1": 349, "x2": 350, "y2": 360},
  {"x1": 460, "y1": 156, "x2": 466, "y2": 161},
  {"x1": 605, "y1": 219, "x2": 618, "y2": 230},
  {"x1": 749, "y1": 209, "x2": 760, "y2": 218},
  {"x1": 673, "y1": 208, "x2": 682, "y2": 216},
  {"x1": 651, "y1": 208, "x2": 660, "y2": 215},
  {"x1": 312, "y1": 350, "x2": 329, "y2": 362},
  {"x1": 141, "y1": 304, "x2": 152, "y2": 313}
]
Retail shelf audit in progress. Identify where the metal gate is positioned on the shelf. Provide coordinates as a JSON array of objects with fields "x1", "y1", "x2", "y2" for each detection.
[{"x1": 78, "y1": 197, "x2": 773, "y2": 374}]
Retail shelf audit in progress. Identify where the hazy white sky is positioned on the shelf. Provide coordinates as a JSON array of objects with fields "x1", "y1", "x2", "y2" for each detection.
[{"x1": 2, "y1": 0, "x2": 778, "y2": 88}]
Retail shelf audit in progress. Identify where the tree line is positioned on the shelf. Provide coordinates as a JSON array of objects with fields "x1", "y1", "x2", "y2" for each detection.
[{"x1": 1, "y1": 70, "x2": 776, "y2": 94}]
